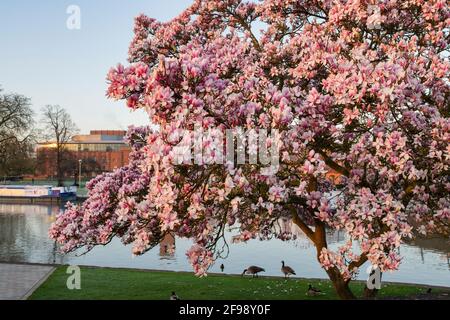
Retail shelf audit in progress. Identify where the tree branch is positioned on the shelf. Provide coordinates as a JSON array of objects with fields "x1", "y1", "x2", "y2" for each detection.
[
  {"x1": 348, "y1": 253, "x2": 368, "y2": 272},
  {"x1": 315, "y1": 149, "x2": 350, "y2": 177},
  {"x1": 290, "y1": 206, "x2": 315, "y2": 241}
]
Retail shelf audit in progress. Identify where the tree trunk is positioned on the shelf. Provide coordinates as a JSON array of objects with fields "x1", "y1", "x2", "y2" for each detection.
[
  {"x1": 363, "y1": 270, "x2": 382, "y2": 299},
  {"x1": 291, "y1": 212, "x2": 358, "y2": 299},
  {"x1": 74, "y1": 170, "x2": 79, "y2": 186},
  {"x1": 313, "y1": 221, "x2": 357, "y2": 299},
  {"x1": 56, "y1": 147, "x2": 63, "y2": 187},
  {"x1": 363, "y1": 286, "x2": 379, "y2": 299},
  {"x1": 326, "y1": 268, "x2": 356, "y2": 300}
]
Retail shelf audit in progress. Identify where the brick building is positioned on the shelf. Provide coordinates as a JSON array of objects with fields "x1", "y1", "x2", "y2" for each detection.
[{"x1": 36, "y1": 130, "x2": 131, "y2": 178}]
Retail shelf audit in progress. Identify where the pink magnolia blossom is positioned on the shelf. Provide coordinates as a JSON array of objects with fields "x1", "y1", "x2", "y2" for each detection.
[{"x1": 50, "y1": 0, "x2": 449, "y2": 299}]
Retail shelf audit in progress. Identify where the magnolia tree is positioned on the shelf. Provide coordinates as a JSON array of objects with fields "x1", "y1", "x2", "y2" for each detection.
[{"x1": 50, "y1": 0, "x2": 449, "y2": 299}]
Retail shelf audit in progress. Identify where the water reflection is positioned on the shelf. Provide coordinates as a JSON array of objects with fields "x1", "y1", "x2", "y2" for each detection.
[
  {"x1": 0, "y1": 203, "x2": 62, "y2": 264},
  {"x1": 0, "y1": 203, "x2": 448, "y2": 287}
]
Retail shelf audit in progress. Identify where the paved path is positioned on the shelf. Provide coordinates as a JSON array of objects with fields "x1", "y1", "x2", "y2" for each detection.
[{"x1": 0, "y1": 263, "x2": 55, "y2": 300}]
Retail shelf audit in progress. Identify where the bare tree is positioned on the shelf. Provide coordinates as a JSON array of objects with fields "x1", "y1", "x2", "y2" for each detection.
[
  {"x1": 0, "y1": 88, "x2": 33, "y2": 144},
  {"x1": 0, "y1": 137, "x2": 35, "y2": 177},
  {"x1": 41, "y1": 105, "x2": 78, "y2": 186},
  {"x1": 0, "y1": 87, "x2": 35, "y2": 178}
]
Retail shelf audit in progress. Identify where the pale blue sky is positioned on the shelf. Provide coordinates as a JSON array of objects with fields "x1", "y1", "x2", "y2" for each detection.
[{"x1": 0, "y1": 0, "x2": 193, "y2": 133}]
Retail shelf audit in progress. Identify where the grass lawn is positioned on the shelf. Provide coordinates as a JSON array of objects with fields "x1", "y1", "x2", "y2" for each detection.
[{"x1": 29, "y1": 266, "x2": 442, "y2": 300}]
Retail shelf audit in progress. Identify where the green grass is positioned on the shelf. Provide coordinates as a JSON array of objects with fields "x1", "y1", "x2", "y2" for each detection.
[{"x1": 29, "y1": 266, "x2": 438, "y2": 300}]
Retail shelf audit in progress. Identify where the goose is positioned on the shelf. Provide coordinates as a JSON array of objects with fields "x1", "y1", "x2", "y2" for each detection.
[
  {"x1": 170, "y1": 291, "x2": 180, "y2": 300},
  {"x1": 220, "y1": 264, "x2": 225, "y2": 272},
  {"x1": 307, "y1": 284, "x2": 322, "y2": 296},
  {"x1": 242, "y1": 266, "x2": 265, "y2": 278},
  {"x1": 281, "y1": 261, "x2": 296, "y2": 278}
]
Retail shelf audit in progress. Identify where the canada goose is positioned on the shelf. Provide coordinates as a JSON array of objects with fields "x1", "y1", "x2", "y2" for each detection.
[
  {"x1": 220, "y1": 264, "x2": 224, "y2": 272},
  {"x1": 170, "y1": 291, "x2": 180, "y2": 300},
  {"x1": 281, "y1": 261, "x2": 296, "y2": 278},
  {"x1": 307, "y1": 284, "x2": 322, "y2": 296},
  {"x1": 242, "y1": 266, "x2": 265, "y2": 278}
]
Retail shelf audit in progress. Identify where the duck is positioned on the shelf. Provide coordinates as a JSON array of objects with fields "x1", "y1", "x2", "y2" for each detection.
[
  {"x1": 220, "y1": 264, "x2": 225, "y2": 272},
  {"x1": 242, "y1": 266, "x2": 265, "y2": 278},
  {"x1": 281, "y1": 261, "x2": 296, "y2": 278},
  {"x1": 170, "y1": 291, "x2": 180, "y2": 300},
  {"x1": 307, "y1": 284, "x2": 322, "y2": 296}
]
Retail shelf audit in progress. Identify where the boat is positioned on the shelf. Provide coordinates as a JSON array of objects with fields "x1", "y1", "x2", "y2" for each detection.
[{"x1": 0, "y1": 185, "x2": 78, "y2": 203}]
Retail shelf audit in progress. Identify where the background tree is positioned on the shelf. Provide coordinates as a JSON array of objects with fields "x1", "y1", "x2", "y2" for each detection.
[
  {"x1": 36, "y1": 149, "x2": 75, "y2": 179},
  {"x1": 36, "y1": 148, "x2": 56, "y2": 178},
  {"x1": 41, "y1": 105, "x2": 78, "y2": 186},
  {"x1": 0, "y1": 138, "x2": 35, "y2": 178},
  {"x1": 50, "y1": 0, "x2": 449, "y2": 299},
  {"x1": 60, "y1": 154, "x2": 102, "y2": 183},
  {"x1": 0, "y1": 87, "x2": 35, "y2": 178},
  {"x1": 79, "y1": 157, "x2": 102, "y2": 177},
  {"x1": 36, "y1": 149, "x2": 102, "y2": 182}
]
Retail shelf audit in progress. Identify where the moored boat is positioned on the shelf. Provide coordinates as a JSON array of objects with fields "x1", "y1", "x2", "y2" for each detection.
[{"x1": 0, "y1": 185, "x2": 78, "y2": 203}]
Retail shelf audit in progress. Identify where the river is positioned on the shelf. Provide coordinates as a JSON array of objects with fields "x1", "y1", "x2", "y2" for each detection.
[{"x1": 0, "y1": 203, "x2": 448, "y2": 287}]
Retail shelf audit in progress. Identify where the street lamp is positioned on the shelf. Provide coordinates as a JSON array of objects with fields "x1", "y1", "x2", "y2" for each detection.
[{"x1": 78, "y1": 159, "x2": 82, "y2": 187}]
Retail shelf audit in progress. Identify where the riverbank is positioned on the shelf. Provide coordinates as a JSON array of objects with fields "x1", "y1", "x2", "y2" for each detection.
[
  {"x1": 0, "y1": 179, "x2": 88, "y2": 204},
  {"x1": 0, "y1": 179, "x2": 89, "y2": 196},
  {"x1": 29, "y1": 266, "x2": 450, "y2": 300},
  {"x1": 0, "y1": 196, "x2": 81, "y2": 204}
]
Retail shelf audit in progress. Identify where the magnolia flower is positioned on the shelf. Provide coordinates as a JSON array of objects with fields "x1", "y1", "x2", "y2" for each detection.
[
  {"x1": 51, "y1": 0, "x2": 449, "y2": 299},
  {"x1": 230, "y1": 197, "x2": 242, "y2": 213},
  {"x1": 224, "y1": 175, "x2": 235, "y2": 193},
  {"x1": 268, "y1": 185, "x2": 286, "y2": 203},
  {"x1": 161, "y1": 212, "x2": 179, "y2": 231}
]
